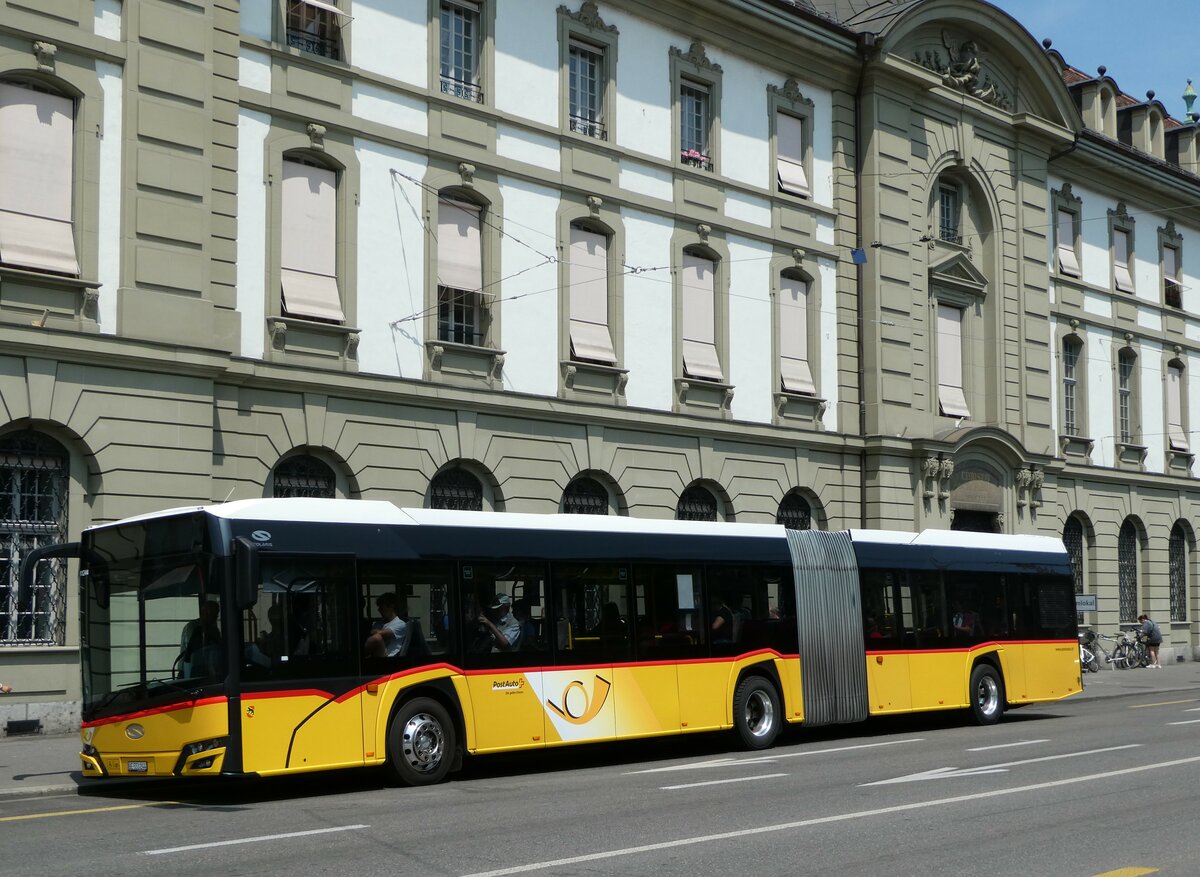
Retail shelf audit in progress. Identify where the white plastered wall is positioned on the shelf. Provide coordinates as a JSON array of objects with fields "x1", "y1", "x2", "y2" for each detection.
[
  {"x1": 727, "y1": 235, "x2": 771, "y2": 422},
  {"x1": 236, "y1": 109, "x2": 270, "y2": 360},
  {"x1": 1087, "y1": 326, "x2": 1115, "y2": 468},
  {"x1": 494, "y1": 0, "x2": 557, "y2": 127},
  {"x1": 621, "y1": 207, "x2": 674, "y2": 411},
  {"x1": 96, "y1": 61, "x2": 122, "y2": 334},
  {"x1": 354, "y1": 1, "x2": 428, "y2": 88}
]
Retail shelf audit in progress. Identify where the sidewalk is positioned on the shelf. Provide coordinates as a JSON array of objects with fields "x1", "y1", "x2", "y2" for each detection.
[{"x1": 2, "y1": 661, "x2": 1198, "y2": 799}]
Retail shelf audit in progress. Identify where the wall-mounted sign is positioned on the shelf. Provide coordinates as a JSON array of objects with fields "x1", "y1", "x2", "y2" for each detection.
[{"x1": 1075, "y1": 594, "x2": 1097, "y2": 612}]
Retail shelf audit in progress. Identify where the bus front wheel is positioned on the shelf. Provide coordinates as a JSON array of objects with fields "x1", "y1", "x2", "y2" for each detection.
[
  {"x1": 386, "y1": 697, "x2": 456, "y2": 786},
  {"x1": 968, "y1": 664, "x2": 1005, "y2": 726},
  {"x1": 733, "y1": 676, "x2": 781, "y2": 750}
]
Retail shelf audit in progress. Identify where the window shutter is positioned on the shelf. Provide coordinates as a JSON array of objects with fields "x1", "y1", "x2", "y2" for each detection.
[
  {"x1": 1113, "y1": 229, "x2": 1134, "y2": 292},
  {"x1": 1168, "y1": 364, "x2": 1188, "y2": 451},
  {"x1": 0, "y1": 83, "x2": 79, "y2": 275},
  {"x1": 937, "y1": 304, "x2": 971, "y2": 417},
  {"x1": 437, "y1": 198, "x2": 483, "y2": 292},
  {"x1": 568, "y1": 226, "x2": 616, "y2": 364},
  {"x1": 776, "y1": 113, "x2": 809, "y2": 197},
  {"x1": 1056, "y1": 210, "x2": 1079, "y2": 277},
  {"x1": 681, "y1": 253, "x2": 723, "y2": 380},
  {"x1": 779, "y1": 276, "x2": 815, "y2": 395},
  {"x1": 280, "y1": 160, "x2": 344, "y2": 322}
]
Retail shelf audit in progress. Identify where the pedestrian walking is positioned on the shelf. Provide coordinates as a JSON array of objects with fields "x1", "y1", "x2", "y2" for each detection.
[{"x1": 1138, "y1": 613, "x2": 1163, "y2": 668}]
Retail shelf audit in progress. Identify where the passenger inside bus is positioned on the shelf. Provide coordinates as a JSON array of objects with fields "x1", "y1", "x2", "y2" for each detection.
[
  {"x1": 475, "y1": 593, "x2": 522, "y2": 652},
  {"x1": 180, "y1": 600, "x2": 222, "y2": 678},
  {"x1": 364, "y1": 592, "x2": 410, "y2": 658}
]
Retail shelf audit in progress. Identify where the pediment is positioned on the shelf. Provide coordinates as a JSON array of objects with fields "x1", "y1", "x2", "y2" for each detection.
[
  {"x1": 929, "y1": 252, "x2": 987, "y2": 293},
  {"x1": 901, "y1": 26, "x2": 1015, "y2": 111}
]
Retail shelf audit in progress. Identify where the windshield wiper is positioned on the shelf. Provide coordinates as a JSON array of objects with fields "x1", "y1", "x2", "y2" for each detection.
[
  {"x1": 88, "y1": 682, "x2": 141, "y2": 715},
  {"x1": 144, "y1": 677, "x2": 204, "y2": 698}
]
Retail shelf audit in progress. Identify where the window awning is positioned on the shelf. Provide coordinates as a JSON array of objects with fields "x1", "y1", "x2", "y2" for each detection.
[
  {"x1": 291, "y1": 0, "x2": 353, "y2": 21},
  {"x1": 282, "y1": 268, "x2": 345, "y2": 323}
]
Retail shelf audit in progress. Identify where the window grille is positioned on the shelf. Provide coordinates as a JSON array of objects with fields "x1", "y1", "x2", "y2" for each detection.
[
  {"x1": 430, "y1": 468, "x2": 483, "y2": 511},
  {"x1": 272, "y1": 455, "x2": 335, "y2": 498},
  {"x1": 0, "y1": 431, "x2": 68, "y2": 646},
  {"x1": 1118, "y1": 520, "x2": 1138, "y2": 624},
  {"x1": 562, "y1": 477, "x2": 607, "y2": 515},
  {"x1": 776, "y1": 493, "x2": 812, "y2": 530},
  {"x1": 1064, "y1": 517, "x2": 1084, "y2": 624},
  {"x1": 440, "y1": 1, "x2": 483, "y2": 102},
  {"x1": 1170, "y1": 522, "x2": 1188, "y2": 622},
  {"x1": 286, "y1": 2, "x2": 341, "y2": 60},
  {"x1": 676, "y1": 485, "x2": 717, "y2": 521}
]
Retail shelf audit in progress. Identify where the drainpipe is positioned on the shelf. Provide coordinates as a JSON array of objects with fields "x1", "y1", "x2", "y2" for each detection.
[{"x1": 854, "y1": 32, "x2": 876, "y2": 530}]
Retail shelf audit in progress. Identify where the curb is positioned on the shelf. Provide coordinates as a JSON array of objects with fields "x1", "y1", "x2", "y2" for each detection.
[{"x1": 0, "y1": 783, "x2": 82, "y2": 800}]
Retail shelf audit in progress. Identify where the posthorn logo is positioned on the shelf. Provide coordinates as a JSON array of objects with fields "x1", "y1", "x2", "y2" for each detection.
[{"x1": 251, "y1": 530, "x2": 272, "y2": 542}]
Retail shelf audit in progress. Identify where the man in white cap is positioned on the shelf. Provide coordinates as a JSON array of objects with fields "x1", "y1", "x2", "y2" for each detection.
[{"x1": 477, "y1": 593, "x2": 522, "y2": 652}]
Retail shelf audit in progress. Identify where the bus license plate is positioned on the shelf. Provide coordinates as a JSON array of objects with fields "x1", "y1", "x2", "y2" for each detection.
[{"x1": 127, "y1": 760, "x2": 148, "y2": 773}]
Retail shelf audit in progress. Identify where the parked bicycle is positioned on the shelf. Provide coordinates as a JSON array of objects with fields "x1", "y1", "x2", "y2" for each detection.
[
  {"x1": 1079, "y1": 629, "x2": 1101, "y2": 673},
  {"x1": 1110, "y1": 629, "x2": 1146, "y2": 670},
  {"x1": 1087, "y1": 630, "x2": 1140, "y2": 670}
]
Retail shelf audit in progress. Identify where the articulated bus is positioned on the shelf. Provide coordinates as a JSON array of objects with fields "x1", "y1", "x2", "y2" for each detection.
[{"x1": 22, "y1": 499, "x2": 1081, "y2": 786}]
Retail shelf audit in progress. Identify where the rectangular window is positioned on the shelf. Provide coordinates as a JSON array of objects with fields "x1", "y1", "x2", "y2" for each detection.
[
  {"x1": 679, "y1": 82, "x2": 711, "y2": 170},
  {"x1": 1164, "y1": 245, "x2": 1181, "y2": 308},
  {"x1": 938, "y1": 185, "x2": 960, "y2": 244},
  {"x1": 553, "y1": 563, "x2": 631, "y2": 664},
  {"x1": 461, "y1": 563, "x2": 549, "y2": 669},
  {"x1": 1113, "y1": 228, "x2": 1134, "y2": 292},
  {"x1": 0, "y1": 82, "x2": 79, "y2": 275},
  {"x1": 440, "y1": 1, "x2": 482, "y2": 102},
  {"x1": 568, "y1": 225, "x2": 616, "y2": 364},
  {"x1": 778, "y1": 275, "x2": 815, "y2": 395},
  {"x1": 936, "y1": 304, "x2": 970, "y2": 417},
  {"x1": 776, "y1": 113, "x2": 809, "y2": 197},
  {"x1": 1056, "y1": 209, "x2": 1080, "y2": 277},
  {"x1": 1118, "y1": 353, "x2": 1134, "y2": 443},
  {"x1": 681, "y1": 253, "x2": 723, "y2": 381},
  {"x1": 1168, "y1": 363, "x2": 1188, "y2": 451},
  {"x1": 286, "y1": 0, "x2": 345, "y2": 61},
  {"x1": 568, "y1": 41, "x2": 605, "y2": 139},
  {"x1": 280, "y1": 159, "x2": 344, "y2": 322},
  {"x1": 1063, "y1": 341, "x2": 1078, "y2": 436},
  {"x1": 437, "y1": 198, "x2": 483, "y2": 345}
]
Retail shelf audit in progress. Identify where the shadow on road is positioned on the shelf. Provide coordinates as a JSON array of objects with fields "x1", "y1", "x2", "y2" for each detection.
[{"x1": 71, "y1": 705, "x2": 1065, "y2": 807}]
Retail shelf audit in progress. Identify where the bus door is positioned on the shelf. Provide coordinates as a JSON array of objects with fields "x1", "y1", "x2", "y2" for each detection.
[
  {"x1": 545, "y1": 564, "x2": 625, "y2": 745},
  {"x1": 357, "y1": 561, "x2": 456, "y2": 759},
  {"x1": 460, "y1": 563, "x2": 549, "y2": 753},
  {"x1": 239, "y1": 556, "x2": 364, "y2": 774},
  {"x1": 860, "y1": 570, "x2": 911, "y2": 713}
]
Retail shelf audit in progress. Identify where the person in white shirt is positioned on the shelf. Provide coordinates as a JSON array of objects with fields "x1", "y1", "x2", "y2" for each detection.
[
  {"x1": 364, "y1": 592, "x2": 409, "y2": 658},
  {"x1": 477, "y1": 593, "x2": 522, "y2": 652}
]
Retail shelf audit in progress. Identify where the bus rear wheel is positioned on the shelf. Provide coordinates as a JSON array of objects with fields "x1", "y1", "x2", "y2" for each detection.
[
  {"x1": 386, "y1": 697, "x2": 456, "y2": 786},
  {"x1": 733, "y1": 676, "x2": 781, "y2": 750},
  {"x1": 968, "y1": 663, "x2": 1005, "y2": 726}
]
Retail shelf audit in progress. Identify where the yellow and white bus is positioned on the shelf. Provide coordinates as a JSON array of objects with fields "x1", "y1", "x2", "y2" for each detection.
[{"x1": 24, "y1": 499, "x2": 1081, "y2": 786}]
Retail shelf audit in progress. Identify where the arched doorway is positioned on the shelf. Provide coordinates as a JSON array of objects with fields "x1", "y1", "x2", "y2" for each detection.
[{"x1": 947, "y1": 459, "x2": 1004, "y2": 532}]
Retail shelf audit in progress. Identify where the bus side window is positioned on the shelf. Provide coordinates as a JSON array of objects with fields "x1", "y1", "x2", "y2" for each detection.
[
  {"x1": 552, "y1": 563, "x2": 631, "y2": 665},
  {"x1": 633, "y1": 564, "x2": 705, "y2": 661}
]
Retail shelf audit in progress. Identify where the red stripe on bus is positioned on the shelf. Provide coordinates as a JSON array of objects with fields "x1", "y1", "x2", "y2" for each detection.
[
  {"x1": 865, "y1": 639, "x2": 1076, "y2": 657},
  {"x1": 81, "y1": 695, "x2": 228, "y2": 728}
]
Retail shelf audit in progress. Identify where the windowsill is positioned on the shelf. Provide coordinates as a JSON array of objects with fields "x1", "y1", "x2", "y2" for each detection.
[
  {"x1": 674, "y1": 376, "x2": 733, "y2": 418},
  {"x1": 774, "y1": 391, "x2": 826, "y2": 429},
  {"x1": 0, "y1": 265, "x2": 98, "y2": 290},
  {"x1": 425, "y1": 339, "x2": 505, "y2": 388},
  {"x1": 267, "y1": 316, "x2": 360, "y2": 369},
  {"x1": 0, "y1": 266, "x2": 102, "y2": 329},
  {"x1": 1115, "y1": 441, "x2": 1148, "y2": 471},
  {"x1": 1059, "y1": 434, "x2": 1094, "y2": 462},
  {"x1": 560, "y1": 359, "x2": 628, "y2": 405},
  {"x1": 1168, "y1": 447, "x2": 1194, "y2": 472}
]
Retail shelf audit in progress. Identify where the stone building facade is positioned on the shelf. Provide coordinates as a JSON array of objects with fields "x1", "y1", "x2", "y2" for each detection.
[{"x1": 0, "y1": 0, "x2": 1195, "y2": 731}]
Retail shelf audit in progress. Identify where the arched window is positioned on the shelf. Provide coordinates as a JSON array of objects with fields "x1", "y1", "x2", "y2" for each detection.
[
  {"x1": 562, "y1": 477, "x2": 608, "y2": 515},
  {"x1": 430, "y1": 467, "x2": 483, "y2": 511},
  {"x1": 676, "y1": 485, "x2": 717, "y2": 521},
  {"x1": 437, "y1": 192, "x2": 486, "y2": 346},
  {"x1": 272, "y1": 455, "x2": 335, "y2": 498},
  {"x1": 0, "y1": 431, "x2": 69, "y2": 644},
  {"x1": 1118, "y1": 519, "x2": 1139, "y2": 623},
  {"x1": 1170, "y1": 521, "x2": 1188, "y2": 622},
  {"x1": 281, "y1": 155, "x2": 343, "y2": 323},
  {"x1": 776, "y1": 492, "x2": 812, "y2": 530}
]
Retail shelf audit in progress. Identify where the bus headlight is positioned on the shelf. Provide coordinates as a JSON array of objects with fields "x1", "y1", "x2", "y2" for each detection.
[{"x1": 175, "y1": 736, "x2": 229, "y2": 774}]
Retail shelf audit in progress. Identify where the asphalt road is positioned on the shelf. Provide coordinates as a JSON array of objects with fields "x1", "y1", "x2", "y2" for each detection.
[{"x1": 2, "y1": 692, "x2": 1197, "y2": 877}]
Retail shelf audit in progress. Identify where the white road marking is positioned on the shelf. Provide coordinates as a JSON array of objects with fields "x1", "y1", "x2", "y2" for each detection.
[
  {"x1": 1167, "y1": 719, "x2": 1200, "y2": 725},
  {"x1": 660, "y1": 772, "x2": 788, "y2": 791},
  {"x1": 966, "y1": 739, "x2": 1049, "y2": 752},
  {"x1": 861, "y1": 744, "x2": 1140, "y2": 786},
  {"x1": 624, "y1": 738, "x2": 924, "y2": 775},
  {"x1": 1184, "y1": 707, "x2": 1200, "y2": 713},
  {"x1": 141, "y1": 824, "x2": 370, "y2": 856},
  {"x1": 456, "y1": 755, "x2": 1200, "y2": 877}
]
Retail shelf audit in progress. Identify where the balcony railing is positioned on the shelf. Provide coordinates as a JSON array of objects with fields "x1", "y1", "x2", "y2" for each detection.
[
  {"x1": 441, "y1": 75, "x2": 484, "y2": 104},
  {"x1": 287, "y1": 29, "x2": 339, "y2": 61},
  {"x1": 569, "y1": 115, "x2": 607, "y2": 140},
  {"x1": 680, "y1": 149, "x2": 712, "y2": 171}
]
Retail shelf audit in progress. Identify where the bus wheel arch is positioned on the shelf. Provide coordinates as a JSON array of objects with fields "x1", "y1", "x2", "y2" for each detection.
[
  {"x1": 384, "y1": 684, "x2": 465, "y2": 785},
  {"x1": 967, "y1": 659, "x2": 1005, "y2": 726},
  {"x1": 731, "y1": 670, "x2": 782, "y2": 750}
]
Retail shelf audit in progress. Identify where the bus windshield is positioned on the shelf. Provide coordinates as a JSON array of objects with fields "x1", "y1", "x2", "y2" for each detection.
[{"x1": 82, "y1": 515, "x2": 223, "y2": 721}]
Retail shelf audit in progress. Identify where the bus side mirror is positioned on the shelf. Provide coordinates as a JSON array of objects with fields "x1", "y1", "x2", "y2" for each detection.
[{"x1": 233, "y1": 537, "x2": 260, "y2": 609}]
